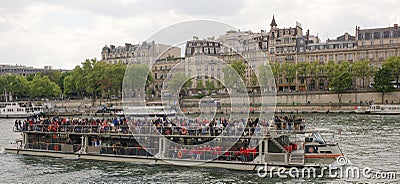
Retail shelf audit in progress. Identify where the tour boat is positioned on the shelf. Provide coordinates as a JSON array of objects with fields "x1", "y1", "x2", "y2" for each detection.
[
  {"x1": 5, "y1": 115, "x2": 344, "y2": 171},
  {"x1": 0, "y1": 102, "x2": 44, "y2": 118},
  {"x1": 365, "y1": 104, "x2": 400, "y2": 115}
]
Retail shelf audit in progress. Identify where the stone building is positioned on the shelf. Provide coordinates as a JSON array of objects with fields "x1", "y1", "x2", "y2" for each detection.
[
  {"x1": 151, "y1": 57, "x2": 185, "y2": 98},
  {"x1": 0, "y1": 64, "x2": 59, "y2": 76},
  {"x1": 262, "y1": 16, "x2": 400, "y2": 92},
  {"x1": 101, "y1": 41, "x2": 181, "y2": 66}
]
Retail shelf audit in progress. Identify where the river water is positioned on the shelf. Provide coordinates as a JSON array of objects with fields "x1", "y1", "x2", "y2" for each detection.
[{"x1": 0, "y1": 114, "x2": 399, "y2": 183}]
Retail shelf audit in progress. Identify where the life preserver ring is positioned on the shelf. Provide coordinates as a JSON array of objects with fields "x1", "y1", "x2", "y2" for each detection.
[
  {"x1": 181, "y1": 128, "x2": 187, "y2": 135},
  {"x1": 54, "y1": 145, "x2": 59, "y2": 151},
  {"x1": 177, "y1": 150, "x2": 183, "y2": 158},
  {"x1": 308, "y1": 146, "x2": 314, "y2": 153}
]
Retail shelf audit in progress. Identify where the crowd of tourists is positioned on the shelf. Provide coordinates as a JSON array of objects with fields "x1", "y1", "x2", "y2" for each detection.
[{"x1": 14, "y1": 114, "x2": 306, "y2": 136}]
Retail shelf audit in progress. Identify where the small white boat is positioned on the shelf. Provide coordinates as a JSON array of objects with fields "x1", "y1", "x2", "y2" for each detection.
[
  {"x1": 365, "y1": 104, "x2": 400, "y2": 115},
  {"x1": 354, "y1": 106, "x2": 366, "y2": 114},
  {"x1": 0, "y1": 102, "x2": 44, "y2": 118}
]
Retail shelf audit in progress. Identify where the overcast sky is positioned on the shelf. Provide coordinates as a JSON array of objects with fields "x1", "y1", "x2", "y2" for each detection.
[{"x1": 0, "y1": 0, "x2": 399, "y2": 69}]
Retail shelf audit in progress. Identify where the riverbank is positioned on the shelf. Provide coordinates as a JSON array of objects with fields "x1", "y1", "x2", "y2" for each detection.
[{"x1": 10, "y1": 90, "x2": 400, "y2": 115}]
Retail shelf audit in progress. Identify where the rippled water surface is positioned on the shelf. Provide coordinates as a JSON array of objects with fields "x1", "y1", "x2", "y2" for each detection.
[{"x1": 0, "y1": 114, "x2": 399, "y2": 183}]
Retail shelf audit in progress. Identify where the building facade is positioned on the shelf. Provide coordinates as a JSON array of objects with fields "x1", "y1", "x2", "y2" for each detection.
[
  {"x1": 101, "y1": 41, "x2": 181, "y2": 66},
  {"x1": 151, "y1": 57, "x2": 185, "y2": 98},
  {"x1": 103, "y1": 16, "x2": 400, "y2": 94},
  {"x1": 0, "y1": 64, "x2": 57, "y2": 76}
]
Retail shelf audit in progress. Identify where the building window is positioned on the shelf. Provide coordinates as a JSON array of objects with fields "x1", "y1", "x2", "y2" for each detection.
[
  {"x1": 365, "y1": 33, "x2": 371, "y2": 40},
  {"x1": 359, "y1": 53, "x2": 366, "y2": 60},
  {"x1": 370, "y1": 41, "x2": 374, "y2": 45},
  {"x1": 347, "y1": 54, "x2": 353, "y2": 61},
  {"x1": 328, "y1": 55, "x2": 334, "y2": 61},
  {"x1": 338, "y1": 54, "x2": 344, "y2": 61},
  {"x1": 319, "y1": 56, "x2": 324, "y2": 61},
  {"x1": 270, "y1": 48, "x2": 274, "y2": 54},
  {"x1": 378, "y1": 52, "x2": 384, "y2": 59},
  {"x1": 348, "y1": 43, "x2": 354, "y2": 48},
  {"x1": 384, "y1": 31, "x2": 390, "y2": 38},
  {"x1": 374, "y1": 32, "x2": 380, "y2": 39},
  {"x1": 204, "y1": 47, "x2": 209, "y2": 54},
  {"x1": 361, "y1": 42, "x2": 365, "y2": 46},
  {"x1": 390, "y1": 40, "x2": 394, "y2": 44},
  {"x1": 379, "y1": 40, "x2": 384, "y2": 45}
]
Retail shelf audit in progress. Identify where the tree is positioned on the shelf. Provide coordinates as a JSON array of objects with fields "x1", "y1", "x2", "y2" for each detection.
[
  {"x1": 257, "y1": 65, "x2": 274, "y2": 92},
  {"x1": 295, "y1": 62, "x2": 312, "y2": 103},
  {"x1": 352, "y1": 60, "x2": 371, "y2": 89},
  {"x1": 206, "y1": 80, "x2": 215, "y2": 93},
  {"x1": 196, "y1": 80, "x2": 204, "y2": 91},
  {"x1": 329, "y1": 62, "x2": 352, "y2": 103},
  {"x1": 0, "y1": 74, "x2": 30, "y2": 100},
  {"x1": 167, "y1": 72, "x2": 191, "y2": 95},
  {"x1": 383, "y1": 56, "x2": 400, "y2": 88},
  {"x1": 230, "y1": 61, "x2": 247, "y2": 82},
  {"x1": 29, "y1": 75, "x2": 61, "y2": 98},
  {"x1": 373, "y1": 67, "x2": 395, "y2": 103},
  {"x1": 282, "y1": 62, "x2": 296, "y2": 87},
  {"x1": 222, "y1": 61, "x2": 246, "y2": 90},
  {"x1": 123, "y1": 64, "x2": 153, "y2": 104}
]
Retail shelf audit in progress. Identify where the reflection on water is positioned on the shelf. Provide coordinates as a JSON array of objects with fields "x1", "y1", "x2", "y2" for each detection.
[{"x1": 0, "y1": 114, "x2": 399, "y2": 183}]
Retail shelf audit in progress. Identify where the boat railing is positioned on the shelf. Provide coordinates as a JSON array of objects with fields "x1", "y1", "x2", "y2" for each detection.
[
  {"x1": 163, "y1": 148, "x2": 260, "y2": 163},
  {"x1": 94, "y1": 146, "x2": 156, "y2": 157},
  {"x1": 25, "y1": 141, "x2": 157, "y2": 157},
  {"x1": 21, "y1": 124, "x2": 306, "y2": 137},
  {"x1": 25, "y1": 142, "x2": 82, "y2": 153}
]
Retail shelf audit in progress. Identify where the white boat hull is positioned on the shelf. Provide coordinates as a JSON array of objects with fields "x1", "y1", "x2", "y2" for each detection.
[{"x1": 4, "y1": 148, "x2": 323, "y2": 171}]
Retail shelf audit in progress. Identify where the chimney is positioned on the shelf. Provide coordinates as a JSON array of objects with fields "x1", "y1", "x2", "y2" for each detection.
[
  {"x1": 394, "y1": 24, "x2": 398, "y2": 29},
  {"x1": 110, "y1": 45, "x2": 115, "y2": 50},
  {"x1": 125, "y1": 43, "x2": 131, "y2": 49}
]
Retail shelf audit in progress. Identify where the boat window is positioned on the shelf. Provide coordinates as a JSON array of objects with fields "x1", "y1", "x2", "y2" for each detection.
[{"x1": 313, "y1": 133, "x2": 326, "y2": 144}]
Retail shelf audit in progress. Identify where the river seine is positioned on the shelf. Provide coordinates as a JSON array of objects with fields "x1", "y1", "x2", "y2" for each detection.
[{"x1": 0, "y1": 114, "x2": 399, "y2": 183}]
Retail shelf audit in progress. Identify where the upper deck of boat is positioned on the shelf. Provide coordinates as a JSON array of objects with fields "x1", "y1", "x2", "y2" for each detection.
[{"x1": 13, "y1": 115, "x2": 315, "y2": 139}]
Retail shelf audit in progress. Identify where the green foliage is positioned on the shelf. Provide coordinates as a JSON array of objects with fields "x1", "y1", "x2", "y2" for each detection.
[
  {"x1": 257, "y1": 65, "x2": 273, "y2": 88},
  {"x1": 382, "y1": 56, "x2": 400, "y2": 88},
  {"x1": 196, "y1": 80, "x2": 204, "y2": 91},
  {"x1": 231, "y1": 61, "x2": 247, "y2": 81},
  {"x1": 29, "y1": 75, "x2": 61, "y2": 98},
  {"x1": 206, "y1": 80, "x2": 215, "y2": 92},
  {"x1": 329, "y1": 62, "x2": 352, "y2": 103},
  {"x1": 0, "y1": 74, "x2": 30, "y2": 99},
  {"x1": 222, "y1": 61, "x2": 246, "y2": 89},
  {"x1": 351, "y1": 60, "x2": 371, "y2": 88},
  {"x1": 64, "y1": 59, "x2": 128, "y2": 100},
  {"x1": 167, "y1": 72, "x2": 191, "y2": 94},
  {"x1": 373, "y1": 67, "x2": 395, "y2": 103},
  {"x1": 124, "y1": 64, "x2": 151, "y2": 90}
]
